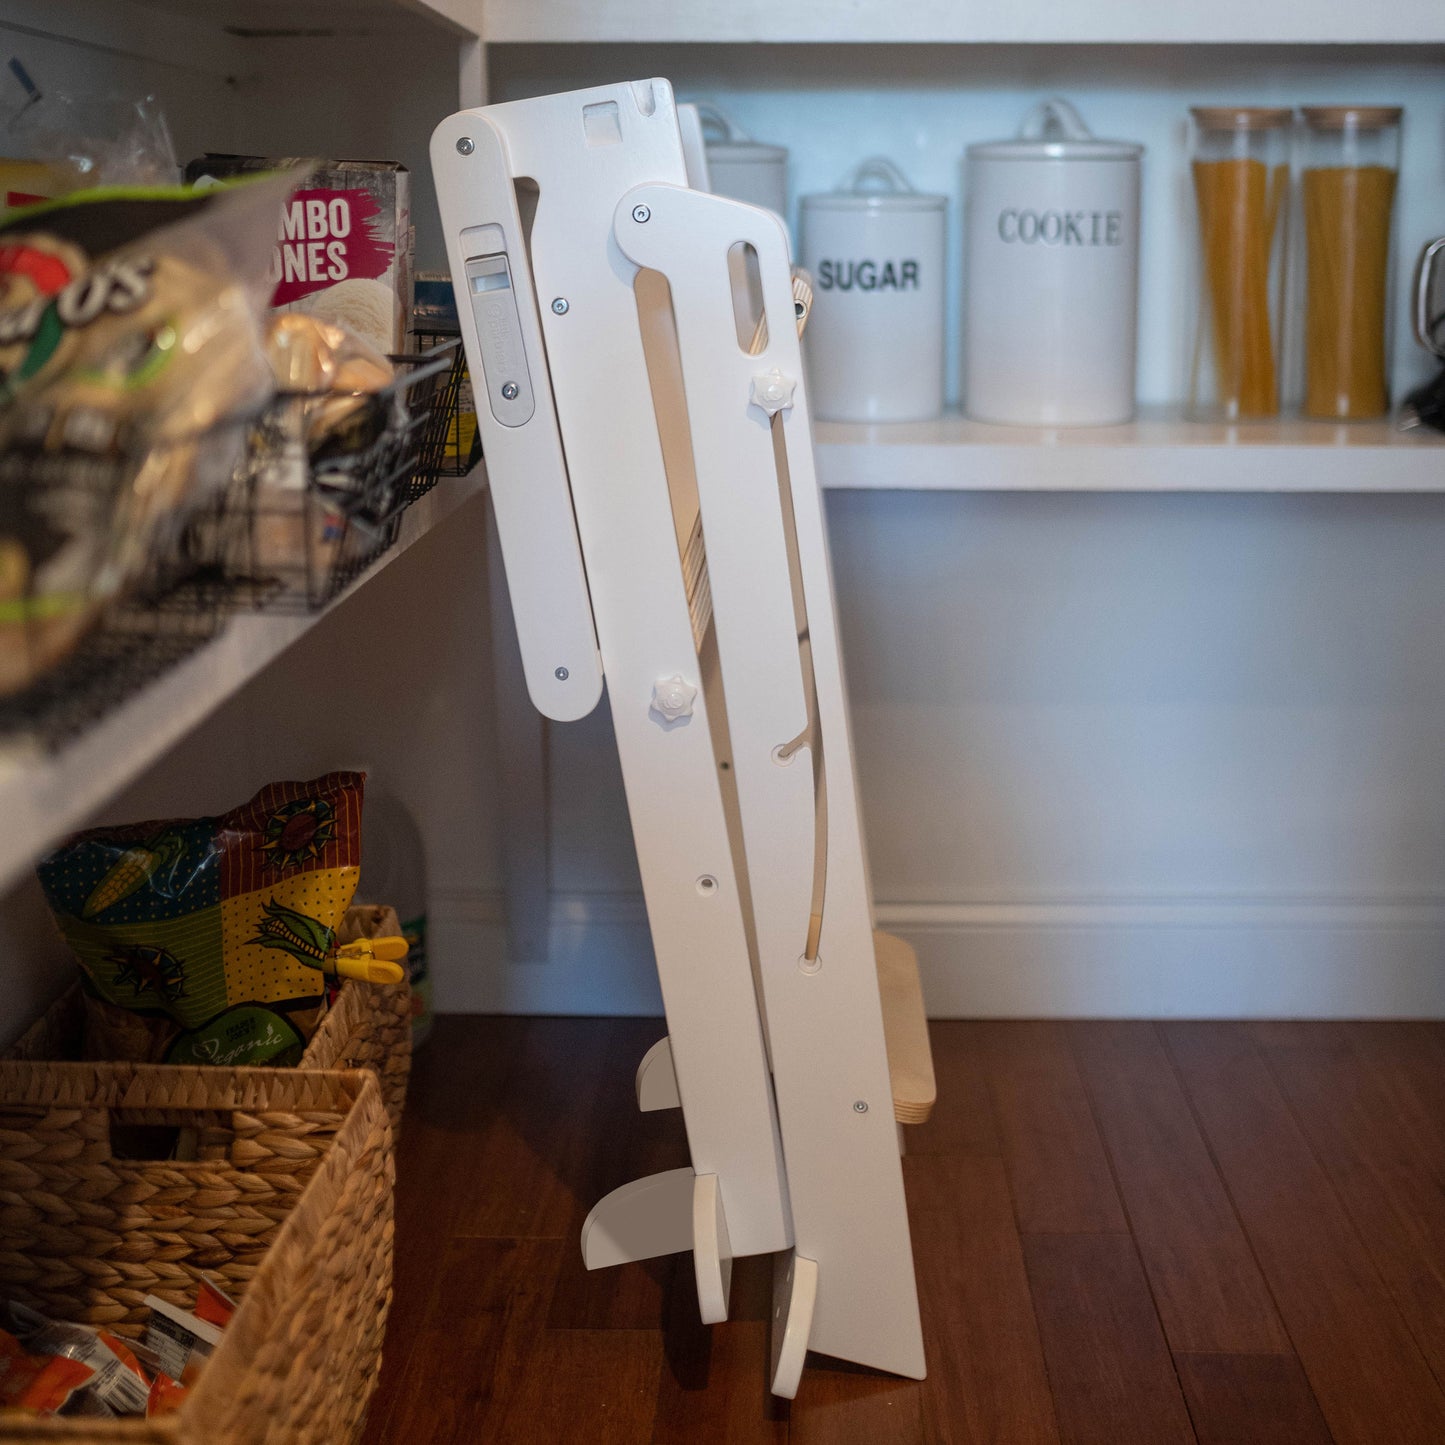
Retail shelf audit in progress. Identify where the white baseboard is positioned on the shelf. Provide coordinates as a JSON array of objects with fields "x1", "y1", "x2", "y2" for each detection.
[{"x1": 429, "y1": 887, "x2": 1445, "y2": 1018}]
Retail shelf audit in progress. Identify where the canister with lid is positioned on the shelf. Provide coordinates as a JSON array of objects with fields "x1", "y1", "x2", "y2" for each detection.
[
  {"x1": 963, "y1": 98, "x2": 1143, "y2": 426},
  {"x1": 1299, "y1": 105, "x2": 1403, "y2": 420},
  {"x1": 800, "y1": 158, "x2": 947, "y2": 423},
  {"x1": 1187, "y1": 107, "x2": 1292, "y2": 420},
  {"x1": 695, "y1": 103, "x2": 789, "y2": 221}
]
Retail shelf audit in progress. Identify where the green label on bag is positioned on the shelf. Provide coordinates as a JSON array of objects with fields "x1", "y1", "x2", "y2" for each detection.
[{"x1": 164, "y1": 1004, "x2": 305, "y2": 1068}]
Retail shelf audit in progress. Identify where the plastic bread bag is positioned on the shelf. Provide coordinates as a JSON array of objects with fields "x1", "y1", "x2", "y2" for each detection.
[
  {"x1": 4, "y1": 61, "x2": 179, "y2": 190},
  {"x1": 35, "y1": 771, "x2": 366, "y2": 1066},
  {"x1": 253, "y1": 312, "x2": 395, "y2": 577},
  {"x1": 0, "y1": 171, "x2": 296, "y2": 695}
]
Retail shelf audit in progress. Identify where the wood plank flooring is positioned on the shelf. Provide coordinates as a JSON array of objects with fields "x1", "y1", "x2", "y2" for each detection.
[{"x1": 362, "y1": 1017, "x2": 1445, "y2": 1444}]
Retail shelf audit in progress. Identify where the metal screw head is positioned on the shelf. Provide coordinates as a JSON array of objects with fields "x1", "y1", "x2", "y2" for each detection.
[
  {"x1": 551, "y1": 297, "x2": 569, "y2": 315},
  {"x1": 501, "y1": 381, "x2": 520, "y2": 400},
  {"x1": 631, "y1": 204, "x2": 652, "y2": 224},
  {"x1": 456, "y1": 136, "x2": 474, "y2": 155},
  {"x1": 853, "y1": 1100, "x2": 869, "y2": 1114},
  {"x1": 554, "y1": 666, "x2": 569, "y2": 681}
]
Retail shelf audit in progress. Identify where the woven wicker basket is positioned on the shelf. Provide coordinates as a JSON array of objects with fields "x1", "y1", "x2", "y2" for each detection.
[
  {"x1": 7, "y1": 905, "x2": 412, "y2": 1134},
  {"x1": 0, "y1": 1062, "x2": 392, "y2": 1444}
]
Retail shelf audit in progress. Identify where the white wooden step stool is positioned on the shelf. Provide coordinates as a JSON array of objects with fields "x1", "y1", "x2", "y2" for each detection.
[{"x1": 433, "y1": 77, "x2": 935, "y2": 1397}]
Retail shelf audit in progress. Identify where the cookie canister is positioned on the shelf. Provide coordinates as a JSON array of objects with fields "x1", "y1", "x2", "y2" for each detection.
[
  {"x1": 696, "y1": 103, "x2": 789, "y2": 221},
  {"x1": 800, "y1": 158, "x2": 947, "y2": 423},
  {"x1": 963, "y1": 99, "x2": 1143, "y2": 426}
]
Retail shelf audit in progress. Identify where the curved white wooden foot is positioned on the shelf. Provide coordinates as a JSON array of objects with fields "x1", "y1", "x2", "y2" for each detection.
[
  {"x1": 635, "y1": 1036, "x2": 680, "y2": 1111},
  {"x1": 693, "y1": 1171, "x2": 733, "y2": 1324},
  {"x1": 581, "y1": 1168, "x2": 694, "y2": 1270},
  {"x1": 770, "y1": 1250, "x2": 818, "y2": 1399}
]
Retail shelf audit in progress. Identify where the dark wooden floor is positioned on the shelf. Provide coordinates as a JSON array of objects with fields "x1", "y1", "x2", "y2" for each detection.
[{"x1": 360, "y1": 1017, "x2": 1445, "y2": 1444}]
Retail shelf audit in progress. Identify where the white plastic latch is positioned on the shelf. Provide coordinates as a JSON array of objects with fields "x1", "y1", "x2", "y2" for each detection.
[
  {"x1": 750, "y1": 368, "x2": 796, "y2": 416},
  {"x1": 651, "y1": 675, "x2": 698, "y2": 723}
]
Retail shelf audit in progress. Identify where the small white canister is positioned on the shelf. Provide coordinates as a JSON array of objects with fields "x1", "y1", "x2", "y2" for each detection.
[
  {"x1": 696, "y1": 103, "x2": 788, "y2": 221},
  {"x1": 963, "y1": 98, "x2": 1143, "y2": 426},
  {"x1": 801, "y1": 158, "x2": 947, "y2": 423}
]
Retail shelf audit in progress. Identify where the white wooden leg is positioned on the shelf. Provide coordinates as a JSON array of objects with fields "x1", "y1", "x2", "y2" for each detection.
[
  {"x1": 581, "y1": 1168, "x2": 694, "y2": 1270},
  {"x1": 581, "y1": 1168, "x2": 732, "y2": 1333},
  {"x1": 770, "y1": 1250, "x2": 819, "y2": 1400},
  {"x1": 692, "y1": 1172, "x2": 733, "y2": 1325},
  {"x1": 486, "y1": 500, "x2": 551, "y2": 964},
  {"x1": 635, "y1": 1036, "x2": 680, "y2": 1112}
]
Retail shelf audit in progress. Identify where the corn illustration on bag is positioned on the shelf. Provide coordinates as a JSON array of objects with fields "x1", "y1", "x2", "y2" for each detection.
[{"x1": 36, "y1": 771, "x2": 364, "y2": 1065}]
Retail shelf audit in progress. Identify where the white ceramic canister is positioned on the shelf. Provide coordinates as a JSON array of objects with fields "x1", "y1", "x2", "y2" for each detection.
[
  {"x1": 800, "y1": 158, "x2": 947, "y2": 423},
  {"x1": 695, "y1": 103, "x2": 788, "y2": 221},
  {"x1": 963, "y1": 98, "x2": 1143, "y2": 426}
]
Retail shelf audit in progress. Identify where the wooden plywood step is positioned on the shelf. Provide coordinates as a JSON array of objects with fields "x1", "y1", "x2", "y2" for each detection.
[{"x1": 875, "y1": 930, "x2": 936, "y2": 1125}]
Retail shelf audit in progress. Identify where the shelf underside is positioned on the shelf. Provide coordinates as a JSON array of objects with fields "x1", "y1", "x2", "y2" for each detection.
[{"x1": 814, "y1": 408, "x2": 1445, "y2": 492}]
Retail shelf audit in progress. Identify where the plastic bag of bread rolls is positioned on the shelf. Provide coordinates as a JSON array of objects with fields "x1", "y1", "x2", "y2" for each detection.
[{"x1": 0, "y1": 172, "x2": 295, "y2": 695}]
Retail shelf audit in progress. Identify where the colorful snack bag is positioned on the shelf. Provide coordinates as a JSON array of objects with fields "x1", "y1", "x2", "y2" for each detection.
[
  {"x1": 0, "y1": 1328, "x2": 93, "y2": 1414},
  {"x1": 36, "y1": 771, "x2": 364, "y2": 1065},
  {"x1": 1, "y1": 1303, "x2": 150, "y2": 1417},
  {"x1": 142, "y1": 1296, "x2": 221, "y2": 1389}
]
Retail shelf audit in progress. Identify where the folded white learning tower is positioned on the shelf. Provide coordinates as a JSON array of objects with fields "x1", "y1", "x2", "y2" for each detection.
[{"x1": 432, "y1": 78, "x2": 937, "y2": 1398}]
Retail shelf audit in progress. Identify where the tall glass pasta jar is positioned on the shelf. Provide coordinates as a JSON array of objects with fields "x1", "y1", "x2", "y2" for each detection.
[
  {"x1": 1188, "y1": 107, "x2": 1291, "y2": 420},
  {"x1": 1299, "y1": 105, "x2": 1402, "y2": 420}
]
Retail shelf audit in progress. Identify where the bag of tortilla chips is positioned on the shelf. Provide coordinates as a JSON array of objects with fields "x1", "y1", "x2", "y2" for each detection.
[{"x1": 36, "y1": 771, "x2": 363, "y2": 1065}]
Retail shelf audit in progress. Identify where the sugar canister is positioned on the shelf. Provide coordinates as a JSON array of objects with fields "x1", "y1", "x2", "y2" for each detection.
[{"x1": 800, "y1": 158, "x2": 947, "y2": 423}]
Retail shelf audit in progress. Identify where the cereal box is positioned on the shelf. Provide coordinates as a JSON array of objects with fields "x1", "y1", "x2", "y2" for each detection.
[{"x1": 185, "y1": 155, "x2": 412, "y2": 353}]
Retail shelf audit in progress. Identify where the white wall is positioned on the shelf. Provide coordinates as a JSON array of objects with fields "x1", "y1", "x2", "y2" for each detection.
[{"x1": 493, "y1": 43, "x2": 1445, "y2": 408}]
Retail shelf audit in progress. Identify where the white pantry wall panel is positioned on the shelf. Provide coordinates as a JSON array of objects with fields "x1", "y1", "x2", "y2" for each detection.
[
  {"x1": 491, "y1": 44, "x2": 1445, "y2": 411},
  {"x1": 526, "y1": 490, "x2": 1445, "y2": 1016}
]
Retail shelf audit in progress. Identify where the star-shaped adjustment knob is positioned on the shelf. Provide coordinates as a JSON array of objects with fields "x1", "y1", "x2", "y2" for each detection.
[
  {"x1": 750, "y1": 368, "x2": 796, "y2": 416},
  {"x1": 650, "y1": 675, "x2": 698, "y2": 724}
]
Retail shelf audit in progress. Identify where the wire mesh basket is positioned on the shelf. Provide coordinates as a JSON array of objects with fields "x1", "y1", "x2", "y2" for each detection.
[
  {"x1": 414, "y1": 328, "x2": 479, "y2": 480},
  {"x1": 220, "y1": 340, "x2": 462, "y2": 611},
  {"x1": 0, "y1": 338, "x2": 465, "y2": 746}
]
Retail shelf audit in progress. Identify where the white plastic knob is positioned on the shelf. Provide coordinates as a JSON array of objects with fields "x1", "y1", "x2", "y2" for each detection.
[
  {"x1": 750, "y1": 368, "x2": 796, "y2": 416},
  {"x1": 651, "y1": 675, "x2": 697, "y2": 723}
]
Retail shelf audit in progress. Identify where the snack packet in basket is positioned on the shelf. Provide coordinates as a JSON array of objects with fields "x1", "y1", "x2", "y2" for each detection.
[
  {"x1": 0, "y1": 1302, "x2": 150, "y2": 1417},
  {"x1": 36, "y1": 771, "x2": 364, "y2": 1065},
  {"x1": 0, "y1": 1328, "x2": 93, "y2": 1414}
]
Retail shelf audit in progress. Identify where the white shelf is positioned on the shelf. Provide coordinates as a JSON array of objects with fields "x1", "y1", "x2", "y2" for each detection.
[
  {"x1": 813, "y1": 408, "x2": 1445, "y2": 493},
  {"x1": 0, "y1": 468, "x2": 487, "y2": 900},
  {"x1": 482, "y1": 0, "x2": 1445, "y2": 46},
  {"x1": 1, "y1": 0, "x2": 479, "y2": 76}
]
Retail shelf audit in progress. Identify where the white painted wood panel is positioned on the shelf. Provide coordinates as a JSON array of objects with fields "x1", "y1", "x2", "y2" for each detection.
[{"x1": 482, "y1": 1, "x2": 1445, "y2": 46}]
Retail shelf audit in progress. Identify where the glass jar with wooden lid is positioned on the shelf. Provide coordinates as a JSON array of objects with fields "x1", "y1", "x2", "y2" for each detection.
[
  {"x1": 1187, "y1": 106, "x2": 1292, "y2": 421},
  {"x1": 1299, "y1": 105, "x2": 1403, "y2": 420}
]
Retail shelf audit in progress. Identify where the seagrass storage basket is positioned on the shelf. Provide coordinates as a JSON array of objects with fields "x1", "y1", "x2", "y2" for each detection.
[
  {"x1": 0, "y1": 1062, "x2": 392, "y2": 1444},
  {"x1": 7, "y1": 902, "x2": 412, "y2": 1134}
]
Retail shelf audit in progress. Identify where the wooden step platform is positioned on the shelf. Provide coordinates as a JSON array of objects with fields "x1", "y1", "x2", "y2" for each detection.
[{"x1": 875, "y1": 930, "x2": 936, "y2": 1125}]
